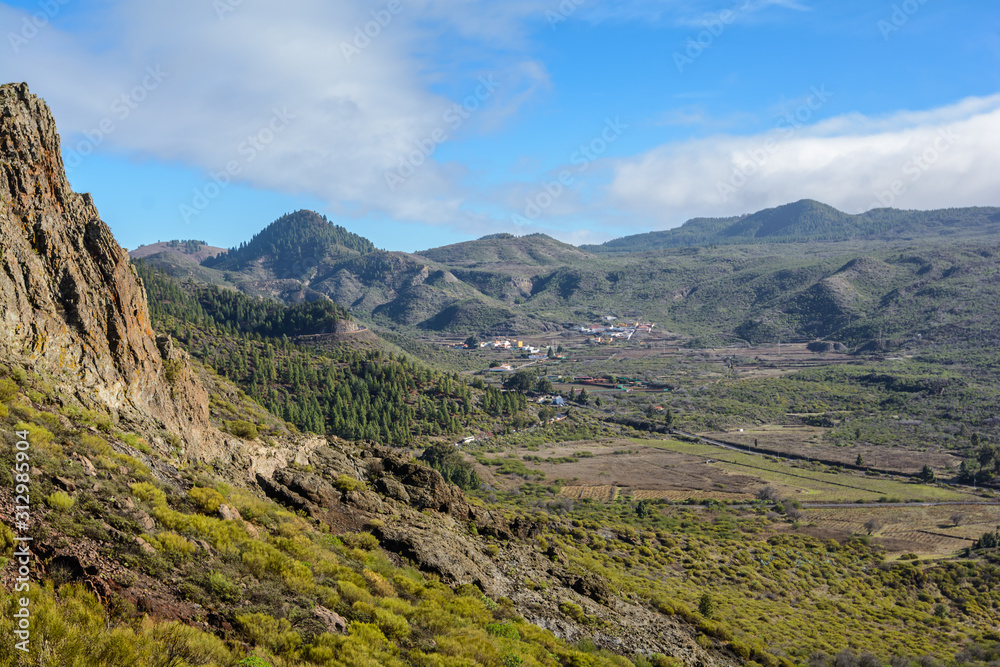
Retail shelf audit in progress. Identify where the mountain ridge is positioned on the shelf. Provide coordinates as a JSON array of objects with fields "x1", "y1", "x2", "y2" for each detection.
[{"x1": 584, "y1": 199, "x2": 1000, "y2": 253}]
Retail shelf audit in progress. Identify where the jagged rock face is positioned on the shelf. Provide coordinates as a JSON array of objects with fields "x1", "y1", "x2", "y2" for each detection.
[{"x1": 0, "y1": 82, "x2": 207, "y2": 441}]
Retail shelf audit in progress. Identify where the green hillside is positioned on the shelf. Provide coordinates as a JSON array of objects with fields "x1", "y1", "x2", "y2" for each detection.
[{"x1": 416, "y1": 232, "x2": 594, "y2": 267}]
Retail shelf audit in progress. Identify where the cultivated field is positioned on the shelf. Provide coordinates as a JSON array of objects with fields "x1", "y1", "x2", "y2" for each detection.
[
  {"x1": 647, "y1": 439, "x2": 979, "y2": 503},
  {"x1": 803, "y1": 504, "x2": 1000, "y2": 557},
  {"x1": 700, "y1": 424, "x2": 962, "y2": 475}
]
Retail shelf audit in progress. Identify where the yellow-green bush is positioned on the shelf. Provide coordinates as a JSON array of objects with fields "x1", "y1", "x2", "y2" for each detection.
[
  {"x1": 14, "y1": 421, "x2": 54, "y2": 446},
  {"x1": 363, "y1": 569, "x2": 395, "y2": 597},
  {"x1": 77, "y1": 433, "x2": 112, "y2": 457},
  {"x1": 152, "y1": 504, "x2": 249, "y2": 555},
  {"x1": 207, "y1": 571, "x2": 241, "y2": 604},
  {"x1": 34, "y1": 411, "x2": 61, "y2": 433},
  {"x1": 0, "y1": 521, "x2": 15, "y2": 559},
  {"x1": 46, "y1": 491, "x2": 75, "y2": 511},
  {"x1": 0, "y1": 584, "x2": 237, "y2": 666},
  {"x1": 317, "y1": 584, "x2": 341, "y2": 609},
  {"x1": 60, "y1": 406, "x2": 115, "y2": 433},
  {"x1": 226, "y1": 420, "x2": 259, "y2": 440},
  {"x1": 282, "y1": 559, "x2": 315, "y2": 594},
  {"x1": 379, "y1": 596, "x2": 416, "y2": 620},
  {"x1": 559, "y1": 600, "x2": 588, "y2": 624},
  {"x1": 0, "y1": 377, "x2": 18, "y2": 403},
  {"x1": 235, "y1": 613, "x2": 302, "y2": 655},
  {"x1": 339, "y1": 580, "x2": 374, "y2": 605},
  {"x1": 372, "y1": 605, "x2": 411, "y2": 641},
  {"x1": 334, "y1": 474, "x2": 361, "y2": 493},
  {"x1": 341, "y1": 532, "x2": 379, "y2": 551},
  {"x1": 119, "y1": 432, "x2": 152, "y2": 455},
  {"x1": 188, "y1": 487, "x2": 224, "y2": 514},
  {"x1": 131, "y1": 482, "x2": 167, "y2": 507},
  {"x1": 148, "y1": 531, "x2": 195, "y2": 558},
  {"x1": 241, "y1": 540, "x2": 288, "y2": 578}
]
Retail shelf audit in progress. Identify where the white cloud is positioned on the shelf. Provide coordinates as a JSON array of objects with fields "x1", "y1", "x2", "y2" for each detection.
[
  {"x1": 1, "y1": 0, "x2": 993, "y2": 248},
  {"x1": 0, "y1": 0, "x2": 548, "y2": 229},
  {"x1": 607, "y1": 94, "x2": 1000, "y2": 228}
]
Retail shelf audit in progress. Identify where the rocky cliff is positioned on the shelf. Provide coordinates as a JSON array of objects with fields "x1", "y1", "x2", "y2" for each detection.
[{"x1": 0, "y1": 82, "x2": 208, "y2": 445}]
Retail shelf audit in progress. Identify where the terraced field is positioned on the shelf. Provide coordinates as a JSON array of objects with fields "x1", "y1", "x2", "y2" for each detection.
[
  {"x1": 647, "y1": 439, "x2": 980, "y2": 503},
  {"x1": 804, "y1": 504, "x2": 1000, "y2": 556},
  {"x1": 559, "y1": 485, "x2": 754, "y2": 503}
]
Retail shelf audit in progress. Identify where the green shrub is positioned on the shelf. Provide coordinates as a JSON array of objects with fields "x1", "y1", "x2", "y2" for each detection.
[
  {"x1": 150, "y1": 532, "x2": 195, "y2": 558},
  {"x1": 0, "y1": 378, "x2": 18, "y2": 403},
  {"x1": 698, "y1": 592, "x2": 715, "y2": 618},
  {"x1": 237, "y1": 658, "x2": 275, "y2": 667},
  {"x1": 235, "y1": 613, "x2": 302, "y2": 654},
  {"x1": 486, "y1": 622, "x2": 521, "y2": 641},
  {"x1": 341, "y1": 532, "x2": 379, "y2": 551},
  {"x1": 207, "y1": 571, "x2": 241, "y2": 604},
  {"x1": 15, "y1": 421, "x2": 54, "y2": 446},
  {"x1": 10, "y1": 366, "x2": 28, "y2": 385},
  {"x1": 46, "y1": 492, "x2": 75, "y2": 511},
  {"x1": 189, "y1": 487, "x2": 224, "y2": 514},
  {"x1": 338, "y1": 580, "x2": 373, "y2": 605},
  {"x1": 559, "y1": 600, "x2": 588, "y2": 624},
  {"x1": 372, "y1": 606, "x2": 410, "y2": 640},
  {"x1": 163, "y1": 359, "x2": 183, "y2": 385},
  {"x1": 120, "y1": 432, "x2": 153, "y2": 455},
  {"x1": 0, "y1": 521, "x2": 17, "y2": 556},
  {"x1": 226, "y1": 420, "x2": 259, "y2": 440},
  {"x1": 131, "y1": 482, "x2": 167, "y2": 507},
  {"x1": 334, "y1": 474, "x2": 360, "y2": 493}
]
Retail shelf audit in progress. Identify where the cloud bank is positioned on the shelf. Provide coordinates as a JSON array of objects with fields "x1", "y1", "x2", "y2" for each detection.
[{"x1": 607, "y1": 95, "x2": 1000, "y2": 228}]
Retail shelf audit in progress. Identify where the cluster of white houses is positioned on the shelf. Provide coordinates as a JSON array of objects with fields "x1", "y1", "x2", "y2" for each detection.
[
  {"x1": 578, "y1": 319, "x2": 654, "y2": 344},
  {"x1": 479, "y1": 339, "x2": 544, "y2": 354}
]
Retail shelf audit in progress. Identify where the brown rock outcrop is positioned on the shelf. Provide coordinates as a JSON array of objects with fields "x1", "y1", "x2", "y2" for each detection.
[{"x1": 0, "y1": 82, "x2": 208, "y2": 447}]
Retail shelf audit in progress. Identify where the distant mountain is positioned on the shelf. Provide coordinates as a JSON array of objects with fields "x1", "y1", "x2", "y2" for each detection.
[
  {"x1": 132, "y1": 213, "x2": 551, "y2": 334},
  {"x1": 584, "y1": 200, "x2": 1000, "y2": 253},
  {"x1": 416, "y1": 232, "x2": 593, "y2": 267},
  {"x1": 130, "y1": 239, "x2": 227, "y2": 263},
  {"x1": 202, "y1": 209, "x2": 376, "y2": 273},
  {"x1": 131, "y1": 200, "x2": 1000, "y2": 345}
]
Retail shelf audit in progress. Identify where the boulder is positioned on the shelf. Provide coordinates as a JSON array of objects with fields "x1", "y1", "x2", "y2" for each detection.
[{"x1": 314, "y1": 605, "x2": 348, "y2": 633}]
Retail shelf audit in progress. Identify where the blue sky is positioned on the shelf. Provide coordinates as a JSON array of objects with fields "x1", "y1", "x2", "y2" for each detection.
[{"x1": 2, "y1": 0, "x2": 998, "y2": 252}]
